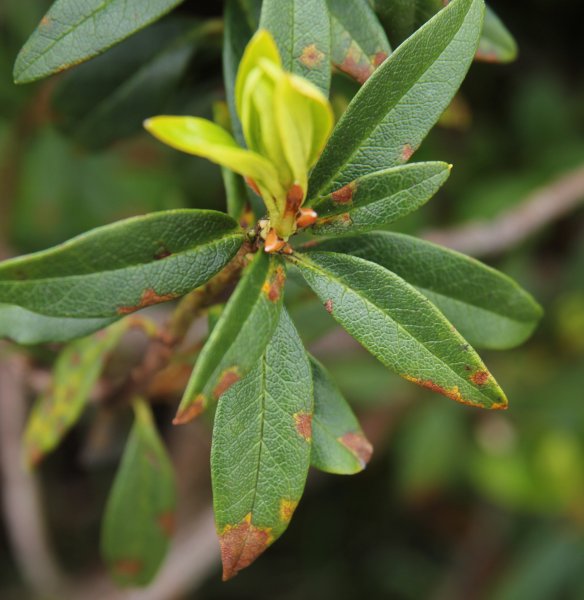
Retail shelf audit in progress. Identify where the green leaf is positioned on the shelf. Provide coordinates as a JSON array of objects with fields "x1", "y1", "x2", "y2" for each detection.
[
  {"x1": 291, "y1": 251, "x2": 507, "y2": 410},
  {"x1": 223, "y1": 0, "x2": 262, "y2": 147},
  {"x1": 327, "y1": 0, "x2": 391, "y2": 84},
  {"x1": 308, "y1": 0, "x2": 485, "y2": 198},
  {"x1": 101, "y1": 399, "x2": 176, "y2": 587},
  {"x1": 373, "y1": 0, "x2": 442, "y2": 46},
  {"x1": 211, "y1": 309, "x2": 312, "y2": 580},
  {"x1": 23, "y1": 320, "x2": 131, "y2": 467},
  {"x1": 309, "y1": 162, "x2": 450, "y2": 234},
  {"x1": 311, "y1": 232, "x2": 543, "y2": 349},
  {"x1": 0, "y1": 210, "x2": 243, "y2": 318},
  {"x1": 0, "y1": 304, "x2": 115, "y2": 345},
  {"x1": 260, "y1": 0, "x2": 331, "y2": 96},
  {"x1": 476, "y1": 5, "x2": 518, "y2": 63},
  {"x1": 13, "y1": 0, "x2": 185, "y2": 84},
  {"x1": 144, "y1": 117, "x2": 284, "y2": 201},
  {"x1": 175, "y1": 251, "x2": 286, "y2": 424},
  {"x1": 51, "y1": 19, "x2": 202, "y2": 150},
  {"x1": 310, "y1": 356, "x2": 372, "y2": 474}
]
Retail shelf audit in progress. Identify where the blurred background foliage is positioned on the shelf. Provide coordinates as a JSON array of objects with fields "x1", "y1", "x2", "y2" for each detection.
[{"x1": 1, "y1": 0, "x2": 584, "y2": 598}]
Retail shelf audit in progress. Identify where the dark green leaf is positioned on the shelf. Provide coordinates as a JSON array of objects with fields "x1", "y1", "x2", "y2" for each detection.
[
  {"x1": 23, "y1": 320, "x2": 131, "y2": 467},
  {"x1": 211, "y1": 309, "x2": 312, "y2": 580},
  {"x1": 373, "y1": 0, "x2": 442, "y2": 46},
  {"x1": 14, "y1": 0, "x2": 185, "y2": 84},
  {"x1": 0, "y1": 304, "x2": 115, "y2": 345},
  {"x1": 308, "y1": 0, "x2": 484, "y2": 198},
  {"x1": 260, "y1": 0, "x2": 331, "y2": 96},
  {"x1": 291, "y1": 251, "x2": 507, "y2": 410},
  {"x1": 175, "y1": 251, "x2": 285, "y2": 424},
  {"x1": 310, "y1": 356, "x2": 372, "y2": 474},
  {"x1": 101, "y1": 399, "x2": 176, "y2": 587},
  {"x1": 223, "y1": 0, "x2": 262, "y2": 147},
  {"x1": 0, "y1": 210, "x2": 243, "y2": 318},
  {"x1": 309, "y1": 162, "x2": 450, "y2": 234},
  {"x1": 52, "y1": 20, "x2": 201, "y2": 150},
  {"x1": 476, "y1": 5, "x2": 517, "y2": 63},
  {"x1": 311, "y1": 232, "x2": 543, "y2": 349},
  {"x1": 327, "y1": 0, "x2": 391, "y2": 84}
]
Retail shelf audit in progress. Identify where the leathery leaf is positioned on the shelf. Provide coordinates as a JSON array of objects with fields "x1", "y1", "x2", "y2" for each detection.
[
  {"x1": 291, "y1": 251, "x2": 507, "y2": 410},
  {"x1": 101, "y1": 399, "x2": 176, "y2": 587},
  {"x1": 0, "y1": 210, "x2": 243, "y2": 319},
  {"x1": 175, "y1": 251, "x2": 286, "y2": 424},
  {"x1": 311, "y1": 233, "x2": 543, "y2": 349},
  {"x1": 211, "y1": 309, "x2": 313, "y2": 580},
  {"x1": 310, "y1": 356, "x2": 373, "y2": 474}
]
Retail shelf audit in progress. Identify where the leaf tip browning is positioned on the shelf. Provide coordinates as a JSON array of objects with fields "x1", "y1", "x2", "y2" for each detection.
[
  {"x1": 219, "y1": 514, "x2": 273, "y2": 581},
  {"x1": 338, "y1": 432, "x2": 373, "y2": 469},
  {"x1": 173, "y1": 394, "x2": 207, "y2": 425},
  {"x1": 293, "y1": 411, "x2": 313, "y2": 441}
]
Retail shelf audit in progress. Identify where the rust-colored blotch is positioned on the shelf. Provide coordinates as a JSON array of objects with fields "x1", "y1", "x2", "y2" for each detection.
[
  {"x1": 173, "y1": 394, "x2": 207, "y2": 425},
  {"x1": 213, "y1": 368, "x2": 241, "y2": 400},
  {"x1": 300, "y1": 43, "x2": 325, "y2": 69},
  {"x1": 339, "y1": 431, "x2": 373, "y2": 468},
  {"x1": 296, "y1": 208, "x2": 318, "y2": 229},
  {"x1": 293, "y1": 411, "x2": 313, "y2": 441},
  {"x1": 262, "y1": 265, "x2": 286, "y2": 302},
  {"x1": 117, "y1": 289, "x2": 177, "y2": 315},
  {"x1": 324, "y1": 298, "x2": 334, "y2": 314},
  {"x1": 331, "y1": 182, "x2": 356, "y2": 205},
  {"x1": 157, "y1": 511, "x2": 176, "y2": 537},
  {"x1": 219, "y1": 514, "x2": 273, "y2": 581},
  {"x1": 279, "y1": 498, "x2": 299, "y2": 523},
  {"x1": 470, "y1": 370, "x2": 490, "y2": 386},
  {"x1": 339, "y1": 44, "x2": 374, "y2": 84},
  {"x1": 264, "y1": 229, "x2": 286, "y2": 253},
  {"x1": 112, "y1": 559, "x2": 143, "y2": 577},
  {"x1": 402, "y1": 144, "x2": 414, "y2": 162}
]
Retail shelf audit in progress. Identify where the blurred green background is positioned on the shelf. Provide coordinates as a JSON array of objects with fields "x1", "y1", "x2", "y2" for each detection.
[{"x1": 1, "y1": 1, "x2": 584, "y2": 598}]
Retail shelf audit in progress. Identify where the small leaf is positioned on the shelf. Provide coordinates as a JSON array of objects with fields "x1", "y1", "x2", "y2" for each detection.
[
  {"x1": 476, "y1": 5, "x2": 518, "y2": 63},
  {"x1": 327, "y1": 0, "x2": 391, "y2": 84},
  {"x1": 223, "y1": 0, "x2": 262, "y2": 147},
  {"x1": 310, "y1": 356, "x2": 372, "y2": 474},
  {"x1": 14, "y1": 0, "x2": 185, "y2": 84},
  {"x1": 144, "y1": 117, "x2": 284, "y2": 200},
  {"x1": 312, "y1": 232, "x2": 543, "y2": 349},
  {"x1": 23, "y1": 320, "x2": 131, "y2": 467},
  {"x1": 101, "y1": 399, "x2": 176, "y2": 587},
  {"x1": 0, "y1": 210, "x2": 243, "y2": 319},
  {"x1": 51, "y1": 20, "x2": 201, "y2": 150},
  {"x1": 291, "y1": 251, "x2": 507, "y2": 410},
  {"x1": 308, "y1": 0, "x2": 484, "y2": 198},
  {"x1": 260, "y1": 0, "x2": 331, "y2": 96},
  {"x1": 0, "y1": 304, "x2": 115, "y2": 345},
  {"x1": 309, "y1": 162, "x2": 450, "y2": 234},
  {"x1": 175, "y1": 252, "x2": 286, "y2": 424},
  {"x1": 211, "y1": 309, "x2": 312, "y2": 580}
]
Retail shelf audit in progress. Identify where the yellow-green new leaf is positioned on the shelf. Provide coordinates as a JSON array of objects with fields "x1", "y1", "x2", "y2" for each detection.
[
  {"x1": 23, "y1": 320, "x2": 134, "y2": 467},
  {"x1": 144, "y1": 116, "x2": 283, "y2": 200},
  {"x1": 101, "y1": 399, "x2": 176, "y2": 587}
]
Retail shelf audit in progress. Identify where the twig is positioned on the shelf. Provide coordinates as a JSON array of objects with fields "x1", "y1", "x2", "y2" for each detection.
[
  {"x1": 0, "y1": 347, "x2": 65, "y2": 596},
  {"x1": 424, "y1": 165, "x2": 584, "y2": 257}
]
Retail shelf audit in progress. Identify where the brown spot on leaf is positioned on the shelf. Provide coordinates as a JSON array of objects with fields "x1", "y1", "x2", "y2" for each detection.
[
  {"x1": 219, "y1": 513, "x2": 273, "y2": 581},
  {"x1": 158, "y1": 511, "x2": 176, "y2": 537},
  {"x1": 262, "y1": 265, "x2": 286, "y2": 302},
  {"x1": 40, "y1": 16, "x2": 50, "y2": 27},
  {"x1": 279, "y1": 499, "x2": 299, "y2": 523},
  {"x1": 338, "y1": 432, "x2": 373, "y2": 468},
  {"x1": 173, "y1": 394, "x2": 207, "y2": 425},
  {"x1": 213, "y1": 368, "x2": 241, "y2": 399},
  {"x1": 475, "y1": 50, "x2": 501, "y2": 63},
  {"x1": 324, "y1": 299, "x2": 333, "y2": 314},
  {"x1": 470, "y1": 370, "x2": 490, "y2": 386},
  {"x1": 402, "y1": 144, "x2": 414, "y2": 162},
  {"x1": 403, "y1": 375, "x2": 465, "y2": 404},
  {"x1": 112, "y1": 559, "x2": 143, "y2": 578},
  {"x1": 300, "y1": 44, "x2": 325, "y2": 69},
  {"x1": 372, "y1": 51, "x2": 388, "y2": 67},
  {"x1": 294, "y1": 411, "x2": 312, "y2": 441},
  {"x1": 117, "y1": 289, "x2": 178, "y2": 315},
  {"x1": 338, "y1": 42, "x2": 375, "y2": 84},
  {"x1": 331, "y1": 181, "x2": 356, "y2": 205},
  {"x1": 154, "y1": 245, "x2": 172, "y2": 260},
  {"x1": 284, "y1": 184, "x2": 304, "y2": 218}
]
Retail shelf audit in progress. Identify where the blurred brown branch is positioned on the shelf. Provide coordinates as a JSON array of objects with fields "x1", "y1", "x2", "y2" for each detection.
[{"x1": 424, "y1": 164, "x2": 584, "y2": 257}]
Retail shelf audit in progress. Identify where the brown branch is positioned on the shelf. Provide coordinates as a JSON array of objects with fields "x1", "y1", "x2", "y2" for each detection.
[
  {"x1": 0, "y1": 347, "x2": 66, "y2": 595},
  {"x1": 423, "y1": 164, "x2": 584, "y2": 257}
]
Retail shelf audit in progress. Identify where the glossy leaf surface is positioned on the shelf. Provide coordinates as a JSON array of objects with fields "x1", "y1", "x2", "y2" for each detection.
[
  {"x1": 14, "y1": 0, "x2": 185, "y2": 84},
  {"x1": 175, "y1": 251, "x2": 285, "y2": 424},
  {"x1": 211, "y1": 309, "x2": 312, "y2": 580},
  {"x1": 311, "y1": 233, "x2": 543, "y2": 349},
  {"x1": 0, "y1": 210, "x2": 243, "y2": 318},
  {"x1": 101, "y1": 399, "x2": 176, "y2": 587},
  {"x1": 293, "y1": 251, "x2": 507, "y2": 410}
]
